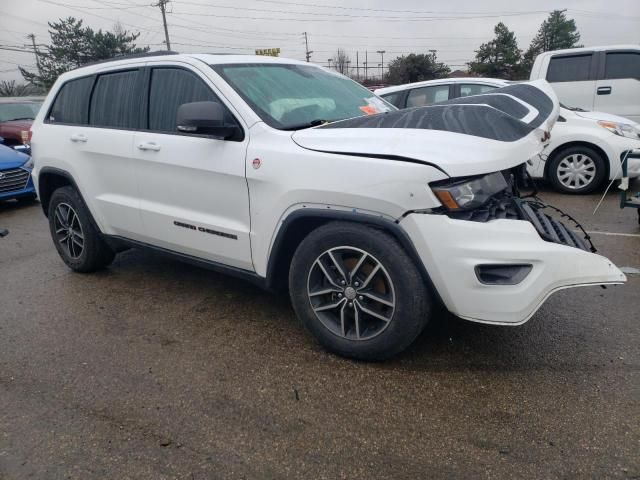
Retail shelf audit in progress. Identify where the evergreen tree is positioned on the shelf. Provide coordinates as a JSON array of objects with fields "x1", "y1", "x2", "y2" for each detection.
[
  {"x1": 468, "y1": 22, "x2": 523, "y2": 80},
  {"x1": 21, "y1": 17, "x2": 148, "y2": 89},
  {"x1": 522, "y1": 10, "x2": 582, "y2": 75},
  {"x1": 386, "y1": 52, "x2": 450, "y2": 85}
]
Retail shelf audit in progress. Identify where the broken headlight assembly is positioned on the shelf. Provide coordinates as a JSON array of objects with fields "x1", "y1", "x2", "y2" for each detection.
[{"x1": 430, "y1": 171, "x2": 509, "y2": 211}]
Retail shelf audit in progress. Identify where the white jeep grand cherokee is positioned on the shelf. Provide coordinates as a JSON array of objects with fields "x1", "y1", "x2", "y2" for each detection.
[{"x1": 31, "y1": 53, "x2": 626, "y2": 360}]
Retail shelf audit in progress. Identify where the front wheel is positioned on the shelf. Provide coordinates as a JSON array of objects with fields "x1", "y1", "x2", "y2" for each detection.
[
  {"x1": 547, "y1": 146, "x2": 607, "y2": 194},
  {"x1": 48, "y1": 186, "x2": 115, "y2": 272},
  {"x1": 289, "y1": 222, "x2": 432, "y2": 361}
]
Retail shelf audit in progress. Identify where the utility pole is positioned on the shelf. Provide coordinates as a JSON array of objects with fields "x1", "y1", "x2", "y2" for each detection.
[
  {"x1": 356, "y1": 51, "x2": 360, "y2": 81},
  {"x1": 327, "y1": 58, "x2": 332, "y2": 69},
  {"x1": 27, "y1": 34, "x2": 42, "y2": 77},
  {"x1": 303, "y1": 32, "x2": 312, "y2": 62},
  {"x1": 376, "y1": 50, "x2": 385, "y2": 81},
  {"x1": 364, "y1": 50, "x2": 368, "y2": 82},
  {"x1": 154, "y1": 0, "x2": 171, "y2": 51}
]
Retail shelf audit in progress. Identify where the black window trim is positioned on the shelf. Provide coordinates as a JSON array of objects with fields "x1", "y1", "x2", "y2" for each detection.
[
  {"x1": 142, "y1": 64, "x2": 245, "y2": 141},
  {"x1": 546, "y1": 52, "x2": 598, "y2": 83}
]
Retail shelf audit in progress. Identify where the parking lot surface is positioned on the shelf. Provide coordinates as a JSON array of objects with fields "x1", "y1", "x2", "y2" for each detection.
[{"x1": 1, "y1": 186, "x2": 638, "y2": 479}]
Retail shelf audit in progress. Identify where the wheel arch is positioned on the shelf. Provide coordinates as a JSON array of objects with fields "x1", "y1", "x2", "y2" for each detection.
[
  {"x1": 544, "y1": 141, "x2": 611, "y2": 182},
  {"x1": 264, "y1": 209, "x2": 445, "y2": 307}
]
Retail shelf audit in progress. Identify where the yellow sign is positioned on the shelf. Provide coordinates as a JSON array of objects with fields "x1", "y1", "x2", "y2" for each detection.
[{"x1": 255, "y1": 48, "x2": 281, "y2": 57}]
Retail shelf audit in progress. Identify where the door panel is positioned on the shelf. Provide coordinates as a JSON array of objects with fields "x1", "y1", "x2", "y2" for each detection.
[
  {"x1": 546, "y1": 53, "x2": 596, "y2": 111},
  {"x1": 134, "y1": 66, "x2": 252, "y2": 270},
  {"x1": 594, "y1": 51, "x2": 640, "y2": 122}
]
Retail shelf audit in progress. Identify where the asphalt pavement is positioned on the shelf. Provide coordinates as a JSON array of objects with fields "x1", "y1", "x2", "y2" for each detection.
[{"x1": 0, "y1": 185, "x2": 638, "y2": 479}]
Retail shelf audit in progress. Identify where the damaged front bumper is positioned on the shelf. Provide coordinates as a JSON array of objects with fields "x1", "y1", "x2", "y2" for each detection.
[{"x1": 400, "y1": 200, "x2": 626, "y2": 325}]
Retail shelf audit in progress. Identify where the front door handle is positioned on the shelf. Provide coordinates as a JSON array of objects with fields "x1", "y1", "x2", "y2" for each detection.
[
  {"x1": 137, "y1": 142, "x2": 161, "y2": 152},
  {"x1": 597, "y1": 86, "x2": 612, "y2": 95},
  {"x1": 70, "y1": 133, "x2": 87, "y2": 143}
]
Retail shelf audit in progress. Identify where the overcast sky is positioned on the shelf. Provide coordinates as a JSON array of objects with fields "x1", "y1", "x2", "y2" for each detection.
[{"x1": 1, "y1": 0, "x2": 639, "y2": 83}]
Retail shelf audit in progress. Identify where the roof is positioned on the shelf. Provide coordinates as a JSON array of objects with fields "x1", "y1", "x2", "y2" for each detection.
[
  {"x1": 375, "y1": 77, "x2": 508, "y2": 95},
  {"x1": 535, "y1": 44, "x2": 640, "y2": 56}
]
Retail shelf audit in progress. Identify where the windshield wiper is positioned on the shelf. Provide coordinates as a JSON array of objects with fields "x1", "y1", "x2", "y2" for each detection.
[{"x1": 282, "y1": 119, "x2": 332, "y2": 131}]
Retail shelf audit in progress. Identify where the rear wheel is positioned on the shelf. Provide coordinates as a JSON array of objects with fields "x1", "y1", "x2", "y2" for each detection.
[
  {"x1": 48, "y1": 186, "x2": 114, "y2": 272},
  {"x1": 548, "y1": 146, "x2": 607, "y2": 194},
  {"x1": 289, "y1": 222, "x2": 432, "y2": 360}
]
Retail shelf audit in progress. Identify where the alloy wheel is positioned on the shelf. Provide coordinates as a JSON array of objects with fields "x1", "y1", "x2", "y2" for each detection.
[
  {"x1": 557, "y1": 153, "x2": 597, "y2": 190},
  {"x1": 307, "y1": 246, "x2": 396, "y2": 341},
  {"x1": 53, "y1": 202, "x2": 85, "y2": 259}
]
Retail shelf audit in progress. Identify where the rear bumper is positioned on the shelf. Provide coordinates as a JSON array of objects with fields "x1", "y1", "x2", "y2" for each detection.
[{"x1": 401, "y1": 213, "x2": 626, "y2": 325}]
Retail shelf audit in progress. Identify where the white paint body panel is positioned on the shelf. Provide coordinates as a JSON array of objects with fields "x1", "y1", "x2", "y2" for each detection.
[{"x1": 31, "y1": 54, "x2": 626, "y2": 327}]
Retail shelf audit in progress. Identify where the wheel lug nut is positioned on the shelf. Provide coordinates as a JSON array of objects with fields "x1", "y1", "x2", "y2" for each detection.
[
  {"x1": 348, "y1": 302, "x2": 353, "y2": 308},
  {"x1": 358, "y1": 295, "x2": 363, "y2": 301},
  {"x1": 354, "y1": 281, "x2": 360, "y2": 287},
  {"x1": 338, "y1": 293, "x2": 343, "y2": 298},
  {"x1": 340, "y1": 280, "x2": 346, "y2": 285}
]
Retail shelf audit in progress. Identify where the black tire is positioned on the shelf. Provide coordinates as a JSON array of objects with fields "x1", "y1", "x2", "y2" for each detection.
[
  {"x1": 47, "y1": 186, "x2": 115, "y2": 272},
  {"x1": 289, "y1": 221, "x2": 432, "y2": 361},
  {"x1": 547, "y1": 145, "x2": 607, "y2": 194}
]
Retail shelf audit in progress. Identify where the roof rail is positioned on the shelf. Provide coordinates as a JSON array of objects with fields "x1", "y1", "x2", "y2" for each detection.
[{"x1": 83, "y1": 50, "x2": 180, "y2": 67}]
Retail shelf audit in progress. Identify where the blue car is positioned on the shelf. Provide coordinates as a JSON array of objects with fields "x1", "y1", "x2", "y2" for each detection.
[{"x1": 0, "y1": 141, "x2": 36, "y2": 202}]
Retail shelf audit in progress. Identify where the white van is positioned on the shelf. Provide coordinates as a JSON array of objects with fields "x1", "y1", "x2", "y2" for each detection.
[{"x1": 530, "y1": 45, "x2": 640, "y2": 123}]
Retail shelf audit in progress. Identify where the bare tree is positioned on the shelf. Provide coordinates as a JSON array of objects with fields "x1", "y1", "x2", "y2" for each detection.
[
  {"x1": 332, "y1": 48, "x2": 351, "y2": 76},
  {"x1": 0, "y1": 80, "x2": 43, "y2": 97}
]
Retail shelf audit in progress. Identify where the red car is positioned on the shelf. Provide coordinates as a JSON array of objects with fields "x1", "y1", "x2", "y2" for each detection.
[{"x1": 0, "y1": 98, "x2": 43, "y2": 147}]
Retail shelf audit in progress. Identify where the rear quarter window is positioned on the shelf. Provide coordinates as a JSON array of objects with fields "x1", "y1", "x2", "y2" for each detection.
[
  {"x1": 48, "y1": 76, "x2": 94, "y2": 125},
  {"x1": 379, "y1": 91, "x2": 404, "y2": 108}
]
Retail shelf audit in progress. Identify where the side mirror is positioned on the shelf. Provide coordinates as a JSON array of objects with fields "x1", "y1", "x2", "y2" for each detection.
[{"x1": 176, "y1": 101, "x2": 240, "y2": 140}]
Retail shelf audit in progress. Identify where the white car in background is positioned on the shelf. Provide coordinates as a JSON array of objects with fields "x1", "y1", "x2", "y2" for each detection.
[
  {"x1": 529, "y1": 45, "x2": 640, "y2": 123},
  {"x1": 376, "y1": 78, "x2": 640, "y2": 194}
]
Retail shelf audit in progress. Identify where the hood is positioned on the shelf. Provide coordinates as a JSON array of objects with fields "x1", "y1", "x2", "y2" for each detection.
[
  {"x1": 292, "y1": 80, "x2": 559, "y2": 177},
  {"x1": 574, "y1": 109, "x2": 637, "y2": 125},
  {"x1": 0, "y1": 119, "x2": 33, "y2": 130},
  {"x1": 0, "y1": 144, "x2": 29, "y2": 169}
]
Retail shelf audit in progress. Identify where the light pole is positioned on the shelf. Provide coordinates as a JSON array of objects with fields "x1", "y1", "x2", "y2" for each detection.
[
  {"x1": 376, "y1": 50, "x2": 386, "y2": 81},
  {"x1": 327, "y1": 59, "x2": 332, "y2": 69}
]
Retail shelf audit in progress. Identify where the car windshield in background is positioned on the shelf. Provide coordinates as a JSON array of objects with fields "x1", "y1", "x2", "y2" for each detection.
[
  {"x1": 211, "y1": 63, "x2": 394, "y2": 130},
  {"x1": 0, "y1": 102, "x2": 42, "y2": 122}
]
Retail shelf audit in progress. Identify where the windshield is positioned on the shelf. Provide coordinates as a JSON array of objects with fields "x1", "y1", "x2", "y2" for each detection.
[
  {"x1": 0, "y1": 102, "x2": 41, "y2": 122},
  {"x1": 211, "y1": 63, "x2": 394, "y2": 130}
]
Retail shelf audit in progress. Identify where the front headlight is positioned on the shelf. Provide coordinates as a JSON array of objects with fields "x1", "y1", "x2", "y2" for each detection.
[
  {"x1": 22, "y1": 157, "x2": 34, "y2": 169},
  {"x1": 597, "y1": 120, "x2": 640, "y2": 140},
  {"x1": 431, "y1": 171, "x2": 508, "y2": 211}
]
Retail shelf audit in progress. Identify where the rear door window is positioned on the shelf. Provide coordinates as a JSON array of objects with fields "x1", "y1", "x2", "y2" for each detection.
[
  {"x1": 148, "y1": 68, "x2": 222, "y2": 132},
  {"x1": 89, "y1": 70, "x2": 142, "y2": 129},
  {"x1": 48, "y1": 76, "x2": 94, "y2": 124},
  {"x1": 546, "y1": 54, "x2": 593, "y2": 82},
  {"x1": 406, "y1": 85, "x2": 450, "y2": 107},
  {"x1": 604, "y1": 52, "x2": 640, "y2": 80},
  {"x1": 459, "y1": 84, "x2": 498, "y2": 97}
]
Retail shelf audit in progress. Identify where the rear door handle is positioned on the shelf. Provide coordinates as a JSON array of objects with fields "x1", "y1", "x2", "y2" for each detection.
[
  {"x1": 70, "y1": 133, "x2": 87, "y2": 143},
  {"x1": 137, "y1": 142, "x2": 161, "y2": 152},
  {"x1": 597, "y1": 86, "x2": 612, "y2": 95}
]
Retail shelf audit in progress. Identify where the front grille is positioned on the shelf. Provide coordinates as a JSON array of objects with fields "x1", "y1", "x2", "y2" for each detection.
[
  {"x1": 0, "y1": 168, "x2": 29, "y2": 193},
  {"x1": 519, "y1": 201, "x2": 590, "y2": 251},
  {"x1": 442, "y1": 190, "x2": 591, "y2": 252}
]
